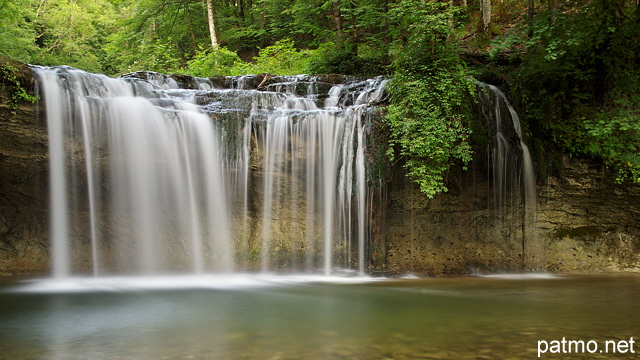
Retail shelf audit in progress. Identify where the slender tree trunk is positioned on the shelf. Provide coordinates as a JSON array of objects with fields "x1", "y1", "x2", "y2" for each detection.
[
  {"x1": 548, "y1": 0, "x2": 558, "y2": 23},
  {"x1": 480, "y1": 0, "x2": 491, "y2": 33},
  {"x1": 238, "y1": 0, "x2": 244, "y2": 19},
  {"x1": 349, "y1": 0, "x2": 357, "y2": 44},
  {"x1": 206, "y1": 0, "x2": 219, "y2": 48},
  {"x1": 183, "y1": 0, "x2": 198, "y2": 54},
  {"x1": 449, "y1": 0, "x2": 455, "y2": 30},
  {"x1": 528, "y1": 0, "x2": 535, "y2": 36},
  {"x1": 245, "y1": 0, "x2": 253, "y2": 23},
  {"x1": 332, "y1": 0, "x2": 343, "y2": 44},
  {"x1": 636, "y1": 0, "x2": 640, "y2": 67},
  {"x1": 384, "y1": 0, "x2": 390, "y2": 44},
  {"x1": 36, "y1": 0, "x2": 47, "y2": 18}
]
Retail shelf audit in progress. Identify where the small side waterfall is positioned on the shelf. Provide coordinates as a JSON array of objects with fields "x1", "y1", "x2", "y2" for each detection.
[
  {"x1": 478, "y1": 83, "x2": 538, "y2": 268},
  {"x1": 34, "y1": 67, "x2": 387, "y2": 277}
]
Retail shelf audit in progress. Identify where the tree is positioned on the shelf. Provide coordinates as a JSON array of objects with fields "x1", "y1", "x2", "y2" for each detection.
[
  {"x1": 206, "y1": 0, "x2": 219, "y2": 48},
  {"x1": 104, "y1": 0, "x2": 211, "y2": 73},
  {"x1": 34, "y1": 0, "x2": 116, "y2": 72},
  {"x1": 332, "y1": 0, "x2": 343, "y2": 43},
  {"x1": 0, "y1": 0, "x2": 38, "y2": 62},
  {"x1": 480, "y1": 0, "x2": 491, "y2": 33}
]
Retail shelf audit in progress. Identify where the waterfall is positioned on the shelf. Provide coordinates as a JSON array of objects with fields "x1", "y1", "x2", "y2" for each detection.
[
  {"x1": 478, "y1": 83, "x2": 538, "y2": 267},
  {"x1": 34, "y1": 67, "x2": 388, "y2": 277}
]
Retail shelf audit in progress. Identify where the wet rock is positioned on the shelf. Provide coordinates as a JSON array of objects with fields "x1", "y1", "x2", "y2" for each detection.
[{"x1": 0, "y1": 57, "x2": 49, "y2": 274}]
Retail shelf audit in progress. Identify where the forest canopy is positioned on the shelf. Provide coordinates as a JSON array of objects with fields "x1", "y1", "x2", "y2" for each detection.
[
  {"x1": 0, "y1": 0, "x2": 537, "y2": 76},
  {"x1": 1, "y1": 0, "x2": 638, "y2": 194}
]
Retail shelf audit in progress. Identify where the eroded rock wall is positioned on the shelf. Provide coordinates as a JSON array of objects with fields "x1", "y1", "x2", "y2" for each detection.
[
  {"x1": 384, "y1": 157, "x2": 640, "y2": 275},
  {"x1": 0, "y1": 57, "x2": 49, "y2": 274},
  {"x1": 538, "y1": 158, "x2": 640, "y2": 272}
]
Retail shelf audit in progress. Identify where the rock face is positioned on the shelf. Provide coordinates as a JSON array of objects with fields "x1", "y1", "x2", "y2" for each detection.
[
  {"x1": 384, "y1": 158, "x2": 640, "y2": 275},
  {"x1": 0, "y1": 56, "x2": 49, "y2": 274},
  {"x1": 0, "y1": 63, "x2": 638, "y2": 275},
  {"x1": 538, "y1": 159, "x2": 640, "y2": 272}
]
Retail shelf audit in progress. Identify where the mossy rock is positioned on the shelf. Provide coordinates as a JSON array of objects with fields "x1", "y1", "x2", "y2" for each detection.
[{"x1": 0, "y1": 55, "x2": 36, "y2": 109}]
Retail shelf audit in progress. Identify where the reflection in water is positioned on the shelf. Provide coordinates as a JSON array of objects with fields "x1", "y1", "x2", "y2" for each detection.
[{"x1": 1, "y1": 274, "x2": 639, "y2": 359}]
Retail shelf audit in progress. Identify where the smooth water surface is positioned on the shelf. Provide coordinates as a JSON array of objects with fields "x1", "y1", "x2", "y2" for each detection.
[{"x1": 1, "y1": 274, "x2": 639, "y2": 359}]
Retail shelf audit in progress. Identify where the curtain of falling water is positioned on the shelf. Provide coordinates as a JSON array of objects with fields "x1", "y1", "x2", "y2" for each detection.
[{"x1": 35, "y1": 67, "x2": 388, "y2": 277}]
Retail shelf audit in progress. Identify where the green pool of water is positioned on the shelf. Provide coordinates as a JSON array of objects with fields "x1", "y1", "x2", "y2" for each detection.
[{"x1": 1, "y1": 274, "x2": 638, "y2": 359}]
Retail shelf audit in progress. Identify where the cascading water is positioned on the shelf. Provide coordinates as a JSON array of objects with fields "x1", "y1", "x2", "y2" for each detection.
[
  {"x1": 478, "y1": 83, "x2": 538, "y2": 267},
  {"x1": 34, "y1": 67, "x2": 388, "y2": 278},
  {"x1": 212, "y1": 75, "x2": 388, "y2": 276},
  {"x1": 36, "y1": 67, "x2": 232, "y2": 277}
]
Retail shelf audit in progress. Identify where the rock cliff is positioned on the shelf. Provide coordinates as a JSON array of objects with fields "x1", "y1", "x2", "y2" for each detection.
[
  {"x1": 0, "y1": 62, "x2": 638, "y2": 275},
  {"x1": 384, "y1": 158, "x2": 640, "y2": 275},
  {"x1": 0, "y1": 56, "x2": 49, "y2": 274}
]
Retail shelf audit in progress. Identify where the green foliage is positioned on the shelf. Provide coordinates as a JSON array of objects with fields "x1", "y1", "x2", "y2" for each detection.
[
  {"x1": 307, "y1": 43, "x2": 390, "y2": 76},
  {"x1": 184, "y1": 39, "x2": 384, "y2": 77},
  {"x1": 490, "y1": 0, "x2": 640, "y2": 184},
  {"x1": 1, "y1": 0, "x2": 117, "y2": 72},
  {"x1": 185, "y1": 46, "x2": 244, "y2": 77},
  {"x1": 250, "y1": 39, "x2": 313, "y2": 75},
  {"x1": 384, "y1": 0, "x2": 474, "y2": 198},
  {"x1": 35, "y1": 0, "x2": 116, "y2": 72},
  {"x1": 108, "y1": 35, "x2": 183, "y2": 75},
  {"x1": 184, "y1": 40, "x2": 322, "y2": 76},
  {"x1": 103, "y1": 0, "x2": 194, "y2": 74},
  {"x1": 582, "y1": 91, "x2": 640, "y2": 183},
  {"x1": 0, "y1": 63, "x2": 37, "y2": 110},
  {"x1": 0, "y1": 0, "x2": 39, "y2": 62}
]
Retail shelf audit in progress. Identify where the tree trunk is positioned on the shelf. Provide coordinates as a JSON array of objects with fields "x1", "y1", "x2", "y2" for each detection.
[
  {"x1": 183, "y1": 0, "x2": 198, "y2": 54},
  {"x1": 237, "y1": 0, "x2": 244, "y2": 18},
  {"x1": 206, "y1": 0, "x2": 219, "y2": 48},
  {"x1": 332, "y1": 0, "x2": 343, "y2": 44},
  {"x1": 449, "y1": 0, "x2": 455, "y2": 30},
  {"x1": 349, "y1": 0, "x2": 357, "y2": 44},
  {"x1": 528, "y1": 0, "x2": 535, "y2": 36},
  {"x1": 480, "y1": 0, "x2": 491, "y2": 33}
]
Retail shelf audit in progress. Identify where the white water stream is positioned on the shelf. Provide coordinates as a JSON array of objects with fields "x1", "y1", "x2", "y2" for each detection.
[{"x1": 35, "y1": 67, "x2": 388, "y2": 277}]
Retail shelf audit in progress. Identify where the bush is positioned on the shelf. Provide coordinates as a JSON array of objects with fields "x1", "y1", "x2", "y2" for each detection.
[
  {"x1": 185, "y1": 46, "x2": 245, "y2": 77},
  {"x1": 0, "y1": 59, "x2": 36, "y2": 110},
  {"x1": 250, "y1": 39, "x2": 312, "y2": 75},
  {"x1": 384, "y1": 0, "x2": 474, "y2": 197},
  {"x1": 307, "y1": 44, "x2": 390, "y2": 76}
]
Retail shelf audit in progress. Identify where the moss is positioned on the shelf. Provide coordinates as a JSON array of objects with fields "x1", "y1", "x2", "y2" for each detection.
[
  {"x1": 0, "y1": 55, "x2": 36, "y2": 110},
  {"x1": 533, "y1": 138, "x2": 548, "y2": 180}
]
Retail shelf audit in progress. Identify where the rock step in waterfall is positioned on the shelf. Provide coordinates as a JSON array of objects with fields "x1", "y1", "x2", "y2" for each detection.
[{"x1": 34, "y1": 66, "x2": 388, "y2": 278}]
